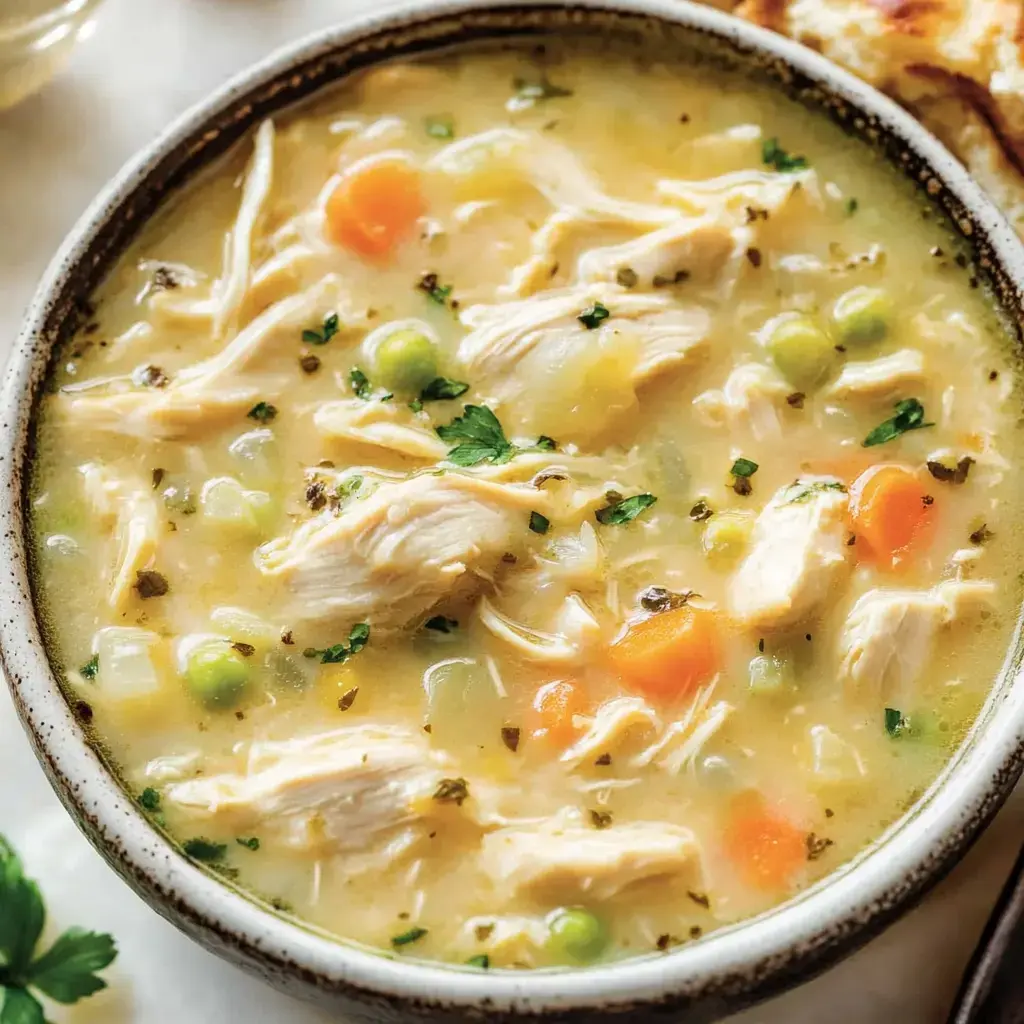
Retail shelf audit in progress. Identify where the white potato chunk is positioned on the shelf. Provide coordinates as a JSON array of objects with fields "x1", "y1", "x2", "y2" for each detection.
[
  {"x1": 93, "y1": 627, "x2": 163, "y2": 701},
  {"x1": 729, "y1": 479, "x2": 851, "y2": 629}
]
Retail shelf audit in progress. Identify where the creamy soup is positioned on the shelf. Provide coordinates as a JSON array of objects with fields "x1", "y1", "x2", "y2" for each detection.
[{"x1": 29, "y1": 40, "x2": 1023, "y2": 968}]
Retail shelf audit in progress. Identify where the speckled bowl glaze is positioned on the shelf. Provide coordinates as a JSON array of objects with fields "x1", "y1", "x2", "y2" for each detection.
[{"x1": 4, "y1": 1, "x2": 1024, "y2": 1020}]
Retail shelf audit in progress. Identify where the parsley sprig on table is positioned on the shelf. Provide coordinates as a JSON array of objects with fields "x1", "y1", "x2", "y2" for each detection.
[{"x1": 0, "y1": 835, "x2": 117, "y2": 1023}]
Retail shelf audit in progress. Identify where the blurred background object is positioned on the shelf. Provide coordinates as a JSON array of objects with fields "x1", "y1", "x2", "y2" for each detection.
[{"x1": 0, "y1": 0, "x2": 103, "y2": 110}]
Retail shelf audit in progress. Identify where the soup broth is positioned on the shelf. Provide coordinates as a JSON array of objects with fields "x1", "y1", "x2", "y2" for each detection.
[{"x1": 29, "y1": 39, "x2": 1023, "y2": 968}]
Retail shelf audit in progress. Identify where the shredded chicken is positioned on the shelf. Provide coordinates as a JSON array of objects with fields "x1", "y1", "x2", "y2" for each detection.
[
  {"x1": 693, "y1": 362, "x2": 791, "y2": 441},
  {"x1": 313, "y1": 399, "x2": 447, "y2": 460},
  {"x1": 561, "y1": 697, "x2": 660, "y2": 766},
  {"x1": 825, "y1": 349, "x2": 927, "y2": 400},
  {"x1": 632, "y1": 684, "x2": 734, "y2": 774}
]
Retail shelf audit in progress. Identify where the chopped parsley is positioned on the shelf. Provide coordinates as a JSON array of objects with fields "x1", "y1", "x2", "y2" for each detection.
[
  {"x1": 182, "y1": 837, "x2": 227, "y2": 862},
  {"x1": 424, "y1": 116, "x2": 454, "y2": 139},
  {"x1": 424, "y1": 615, "x2": 458, "y2": 633},
  {"x1": 79, "y1": 654, "x2": 99, "y2": 681},
  {"x1": 501, "y1": 726, "x2": 521, "y2": 753},
  {"x1": 806, "y1": 833, "x2": 834, "y2": 861},
  {"x1": 926, "y1": 456, "x2": 974, "y2": 485},
  {"x1": 509, "y1": 75, "x2": 573, "y2": 110},
  {"x1": 639, "y1": 586, "x2": 694, "y2": 613},
  {"x1": 845, "y1": 197, "x2": 859, "y2": 216},
  {"x1": 970, "y1": 523, "x2": 993, "y2": 545},
  {"x1": 349, "y1": 367, "x2": 392, "y2": 402},
  {"x1": 432, "y1": 777, "x2": 470, "y2": 806},
  {"x1": 301, "y1": 313, "x2": 339, "y2": 346},
  {"x1": 762, "y1": 137, "x2": 809, "y2": 173},
  {"x1": 529, "y1": 510, "x2": 550, "y2": 535},
  {"x1": 689, "y1": 500, "x2": 714, "y2": 522},
  {"x1": 616, "y1": 267, "x2": 638, "y2": 288},
  {"x1": 466, "y1": 954, "x2": 490, "y2": 969},
  {"x1": 0, "y1": 835, "x2": 118, "y2": 1019},
  {"x1": 436, "y1": 404, "x2": 555, "y2": 467},
  {"x1": 138, "y1": 788, "x2": 161, "y2": 811},
  {"x1": 134, "y1": 570, "x2": 169, "y2": 599},
  {"x1": 247, "y1": 401, "x2": 277, "y2": 424},
  {"x1": 863, "y1": 398, "x2": 934, "y2": 447},
  {"x1": 337, "y1": 687, "x2": 359, "y2": 712},
  {"x1": 231, "y1": 641, "x2": 255, "y2": 658},
  {"x1": 303, "y1": 623, "x2": 370, "y2": 664},
  {"x1": 589, "y1": 810, "x2": 613, "y2": 829},
  {"x1": 419, "y1": 377, "x2": 470, "y2": 403},
  {"x1": 417, "y1": 272, "x2": 454, "y2": 307},
  {"x1": 391, "y1": 927, "x2": 428, "y2": 948},
  {"x1": 884, "y1": 707, "x2": 909, "y2": 737},
  {"x1": 236, "y1": 837, "x2": 261, "y2": 851},
  {"x1": 133, "y1": 364, "x2": 169, "y2": 389},
  {"x1": 595, "y1": 493, "x2": 657, "y2": 526},
  {"x1": 687, "y1": 890, "x2": 710, "y2": 909},
  {"x1": 730, "y1": 458, "x2": 758, "y2": 496},
  {"x1": 336, "y1": 475, "x2": 364, "y2": 505},
  {"x1": 577, "y1": 302, "x2": 610, "y2": 330},
  {"x1": 786, "y1": 392, "x2": 806, "y2": 409},
  {"x1": 781, "y1": 480, "x2": 847, "y2": 504}
]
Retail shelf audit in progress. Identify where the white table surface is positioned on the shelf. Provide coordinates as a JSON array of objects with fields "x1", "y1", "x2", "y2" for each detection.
[{"x1": 1, "y1": 2, "x2": 1021, "y2": 1020}]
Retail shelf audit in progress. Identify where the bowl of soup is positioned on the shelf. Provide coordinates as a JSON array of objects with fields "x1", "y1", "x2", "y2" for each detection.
[{"x1": 5, "y1": 0, "x2": 1024, "y2": 1019}]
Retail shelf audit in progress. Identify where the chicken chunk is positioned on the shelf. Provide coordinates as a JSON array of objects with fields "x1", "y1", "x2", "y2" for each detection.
[
  {"x1": 480, "y1": 817, "x2": 702, "y2": 901},
  {"x1": 825, "y1": 349, "x2": 927, "y2": 401},
  {"x1": 164, "y1": 724, "x2": 457, "y2": 851},
  {"x1": 838, "y1": 580, "x2": 996, "y2": 700},
  {"x1": 313, "y1": 399, "x2": 447, "y2": 460},
  {"x1": 729, "y1": 479, "x2": 851, "y2": 629},
  {"x1": 693, "y1": 363, "x2": 791, "y2": 441},
  {"x1": 255, "y1": 473, "x2": 547, "y2": 631},
  {"x1": 561, "y1": 697, "x2": 660, "y2": 766}
]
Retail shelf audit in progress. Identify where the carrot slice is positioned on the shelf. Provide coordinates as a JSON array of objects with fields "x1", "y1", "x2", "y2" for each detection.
[
  {"x1": 325, "y1": 156, "x2": 424, "y2": 260},
  {"x1": 608, "y1": 605, "x2": 721, "y2": 703},
  {"x1": 725, "y1": 796, "x2": 806, "y2": 891},
  {"x1": 530, "y1": 680, "x2": 585, "y2": 746},
  {"x1": 850, "y1": 463, "x2": 936, "y2": 569}
]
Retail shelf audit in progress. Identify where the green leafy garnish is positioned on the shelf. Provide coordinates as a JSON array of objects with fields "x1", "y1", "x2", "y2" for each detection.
[
  {"x1": 466, "y1": 954, "x2": 490, "y2": 968},
  {"x1": 391, "y1": 927, "x2": 428, "y2": 948},
  {"x1": 349, "y1": 367, "x2": 393, "y2": 403},
  {"x1": 595, "y1": 493, "x2": 658, "y2": 526},
  {"x1": 424, "y1": 616, "x2": 458, "y2": 633},
  {"x1": 781, "y1": 480, "x2": 847, "y2": 504},
  {"x1": 417, "y1": 272, "x2": 453, "y2": 307},
  {"x1": 436, "y1": 405, "x2": 555, "y2": 467},
  {"x1": 419, "y1": 377, "x2": 470, "y2": 403},
  {"x1": 510, "y1": 75, "x2": 573, "y2": 109},
  {"x1": 845, "y1": 197, "x2": 859, "y2": 216},
  {"x1": 529, "y1": 511, "x2": 550, "y2": 535},
  {"x1": 577, "y1": 302, "x2": 610, "y2": 330},
  {"x1": 862, "y1": 398, "x2": 934, "y2": 447},
  {"x1": 762, "y1": 137, "x2": 809, "y2": 173},
  {"x1": 79, "y1": 655, "x2": 98, "y2": 682},
  {"x1": 301, "y1": 313, "x2": 340, "y2": 346},
  {"x1": 236, "y1": 837, "x2": 260, "y2": 851},
  {"x1": 884, "y1": 707, "x2": 909, "y2": 737},
  {"x1": 182, "y1": 838, "x2": 227, "y2": 862},
  {"x1": 335, "y1": 475, "x2": 364, "y2": 505},
  {"x1": 425, "y1": 116, "x2": 454, "y2": 140},
  {"x1": 303, "y1": 623, "x2": 371, "y2": 665},
  {"x1": 247, "y1": 402, "x2": 277, "y2": 424},
  {"x1": 730, "y1": 458, "x2": 759, "y2": 478},
  {"x1": 0, "y1": 835, "x2": 118, "y2": 1019},
  {"x1": 138, "y1": 788, "x2": 161, "y2": 812}
]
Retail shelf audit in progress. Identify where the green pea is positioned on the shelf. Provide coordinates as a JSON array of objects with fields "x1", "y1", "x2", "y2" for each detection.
[
  {"x1": 762, "y1": 314, "x2": 835, "y2": 389},
  {"x1": 185, "y1": 641, "x2": 250, "y2": 709},
  {"x1": 831, "y1": 286, "x2": 892, "y2": 347},
  {"x1": 374, "y1": 327, "x2": 438, "y2": 393},
  {"x1": 702, "y1": 512, "x2": 754, "y2": 565},
  {"x1": 546, "y1": 907, "x2": 608, "y2": 963},
  {"x1": 747, "y1": 653, "x2": 791, "y2": 694}
]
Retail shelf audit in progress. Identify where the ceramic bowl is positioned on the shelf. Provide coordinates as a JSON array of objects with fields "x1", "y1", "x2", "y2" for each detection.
[{"x1": 3, "y1": 1, "x2": 1024, "y2": 1020}]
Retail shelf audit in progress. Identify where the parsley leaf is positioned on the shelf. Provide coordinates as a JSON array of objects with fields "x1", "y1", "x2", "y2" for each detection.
[
  {"x1": 529, "y1": 511, "x2": 550, "y2": 535},
  {"x1": 762, "y1": 137, "x2": 809, "y2": 173},
  {"x1": 425, "y1": 116, "x2": 454, "y2": 140},
  {"x1": 781, "y1": 480, "x2": 846, "y2": 504},
  {"x1": 577, "y1": 302, "x2": 610, "y2": 330},
  {"x1": 424, "y1": 615, "x2": 458, "y2": 633},
  {"x1": 391, "y1": 927, "x2": 428, "y2": 948},
  {"x1": 301, "y1": 313, "x2": 340, "y2": 346},
  {"x1": 595, "y1": 493, "x2": 657, "y2": 526},
  {"x1": 845, "y1": 197, "x2": 859, "y2": 216},
  {"x1": 0, "y1": 837, "x2": 45, "y2": 978},
  {"x1": 862, "y1": 398, "x2": 934, "y2": 447},
  {"x1": 138, "y1": 788, "x2": 161, "y2": 811},
  {"x1": 236, "y1": 837, "x2": 261, "y2": 851},
  {"x1": 884, "y1": 707, "x2": 908, "y2": 737},
  {"x1": 509, "y1": 75, "x2": 573, "y2": 111},
  {"x1": 303, "y1": 623, "x2": 370, "y2": 664},
  {"x1": 79, "y1": 655, "x2": 98, "y2": 681},
  {"x1": 466, "y1": 954, "x2": 490, "y2": 969},
  {"x1": 419, "y1": 377, "x2": 470, "y2": 403},
  {"x1": 247, "y1": 402, "x2": 277, "y2": 424},
  {"x1": 730, "y1": 458, "x2": 759, "y2": 478},
  {"x1": 417, "y1": 273, "x2": 454, "y2": 307},
  {"x1": 349, "y1": 367, "x2": 392, "y2": 403},
  {"x1": 0, "y1": 986, "x2": 44, "y2": 1023},
  {"x1": 25, "y1": 928, "x2": 118, "y2": 1004},
  {"x1": 436, "y1": 405, "x2": 514, "y2": 466},
  {"x1": 182, "y1": 838, "x2": 227, "y2": 862}
]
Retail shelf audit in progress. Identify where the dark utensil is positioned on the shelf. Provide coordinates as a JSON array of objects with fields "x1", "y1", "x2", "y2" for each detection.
[{"x1": 949, "y1": 841, "x2": 1024, "y2": 1023}]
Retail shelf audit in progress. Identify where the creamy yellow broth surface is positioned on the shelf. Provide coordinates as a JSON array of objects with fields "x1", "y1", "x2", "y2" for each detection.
[{"x1": 29, "y1": 41, "x2": 1024, "y2": 968}]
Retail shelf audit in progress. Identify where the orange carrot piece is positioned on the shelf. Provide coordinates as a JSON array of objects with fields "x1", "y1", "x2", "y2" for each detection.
[
  {"x1": 608, "y1": 605, "x2": 721, "y2": 703},
  {"x1": 325, "y1": 156, "x2": 425, "y2": 260},
  {"x1": 725, "y1": 797, "x2": 806, "y2": 891},
  {"x1": 850, "y1": 463, "x2": 936, "y2": 569},
  {"x1": 530, "y1": 680, "x2": 585, "y2": 746}
]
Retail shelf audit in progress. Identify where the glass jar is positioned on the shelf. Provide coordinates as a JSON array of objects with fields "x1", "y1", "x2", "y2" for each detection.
[{"x1": 0, "y1": 0, "x2": 104, "y2": 111}]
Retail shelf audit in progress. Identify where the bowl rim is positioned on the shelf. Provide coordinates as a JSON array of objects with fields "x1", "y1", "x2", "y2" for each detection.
[{"x1": 4, "y1": 0, "x2": 1024, "y2": 1016}]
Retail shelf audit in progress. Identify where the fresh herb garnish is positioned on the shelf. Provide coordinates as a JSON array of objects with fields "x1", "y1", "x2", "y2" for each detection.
[
  {"x1": 689, "y1": 500, "x2": 714, "y2": 522},
  {"x1": 79, "y1": 655, "x2": 99, "y2": 681},
  {"x1": 337, "y1": 687, "x2": 359, "y2": 712},
  {"x1": 638, "y1": 586, "x2": 694, "y2": 613},
  {"x1": 436, "y1": 404, "x2": 554, "y2": 467},
  {"x1": 425, "y1": 116, "x2": 454, "y2": 140},
  {"x1": 884, "y1": 707, "x2": 909, "y2": 737},
  {"x1": 419, "y1": 377, "x2": 470, "y2": 403},
  {"x1": 970, "y1": 523, "x2": 993, "y2": 545},
  {"x1": 349, "y1": 367, "x2": 393, "y2": 402},
  {"x1": 652, "y1": 269, "x2": 690, "y2": 288},
  {"x1": 433, "y1": 778, "x2": 470, "y2": 806},
  {"x1": 687, "y1": 890, "x2": 710, "y2": 909},
  {"x1": 231, "y1": 642, "x2": 256, "y2": 658},
  {"x1": 730, "y1": 458, "x2": 759, "y2": 496},
  {"x1": 762, "y1": 137, "x2": 809, "y2": 173},
  {"x1": 391, "y1": 927, "x2": 428, "y2": 948},
  {"x1": 616, "y1": 267, "x2": 638, "y2": 288},
  {"x1": 466, "y1": 954, "x2": 490, "y2": 968},
  {"x1": 236, "y1": 837, "x2": 261, "y2": 851},
  {"x1": 589, "y1": 810, "x2": 613, "y2": 829},
  {"x1": 336, "y1": 475, "x2": 364, "y2": 506},
  {"x1": 786, "y1": 392, "x2": 806, "y2": 409},
  {"x1": 510, "y1": 75, "x2": 573, "y2": 110},
  {"x1": 299, "y1": 353, "x2": 321, "y2": 374},
  {"x1": 528, "y1": 511, "x2": 550, "y2": 535},
  {"x1": 926, "y1": 456, "x2": 974, "y2": 485},
  {"x1": 501, "y1": 726, "x2": 521, "y2": 753},
  {"x1": 863, "y1": 398, "x2": 934, "y2": 447},
  {"x1": 805, "y1": 832, "x2": 834, "y2": 861},
  {"x1": 133, "y1": 364, "x2": 169, "y2": 389},
  {"x1": 595, "y1": 493, "x2": 657, "y2": 526},
  {"x1": 134, "y1": 570, "x2": 169, "y2": 599},
  {"x1": 303, "y1": 623, "x2": 371, "y2": 664},
  {"x1": 0, "y1": 836, "x2": 118, "y2": 1021},
  {"x1": 138, "y1": 788, "x2": 161, "y2": 811},
  {"x1": 247, "y1": 401, "x2": 278, "y2": 424},
  {"x1": 577, "y1": 302, "x2": 610, "y2": 330},
  {"x1": 301, "y1": 313, "x2": 339, "y2": 346},
  {"x1": 781, "y1": 480, "x2": 847, "y2": 504},
  {"x1": 417, "y1": 272, "x2": 454, "y2": 307},
  {"x1": 182, "y1": 837, "x2": 227, "y2": 862},
  {"x1": 845, "y1": 197, "x2": 859, "y2": 216},
  {"x1": 424, "y1": 615, "x2": 458, "y2": 633}
]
